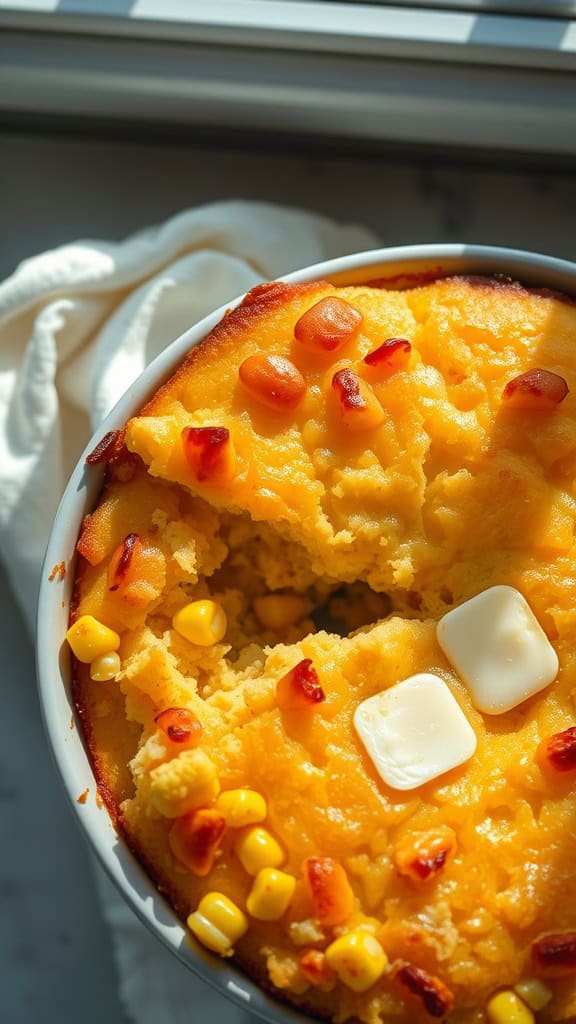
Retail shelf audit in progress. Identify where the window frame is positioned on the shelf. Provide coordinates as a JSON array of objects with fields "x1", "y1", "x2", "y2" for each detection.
[{"x1": 1, "y1": 1, "x2": 575, "y2": 155}]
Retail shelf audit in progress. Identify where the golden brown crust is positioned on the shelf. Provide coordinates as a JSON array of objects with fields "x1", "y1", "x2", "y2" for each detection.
[
  {"x1": 366, "y1": 267, "x2": 448, "y2": 290},
  {"x1": 367, "y1": 270, "x2": 576, "y2": 307},
  {"x1": 72, "y1": 656, "x2": 138, "y2": 824},
  {"x1": 452, "y1": 273, "x2": 576, "y2": 306},
  {"x1": 140, "y1": 279, "x2": 330, "y2": 418},
  {"x1": 138, "y1": 272, "x2": 576, "y2": 432}
]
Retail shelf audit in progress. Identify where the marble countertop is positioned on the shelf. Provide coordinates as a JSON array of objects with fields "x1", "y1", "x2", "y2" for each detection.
[{"x1": 2, "y1": 129, "x2": 575, "y2": 1024}]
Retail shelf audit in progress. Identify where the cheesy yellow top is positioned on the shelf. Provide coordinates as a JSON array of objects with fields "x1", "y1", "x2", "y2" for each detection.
[
  {"x1": 126, "y1": 277, "x2": 576, "y2": 616},
  {"x1": 72, "y1": 276, "x2": 576, "y2": 1024}
]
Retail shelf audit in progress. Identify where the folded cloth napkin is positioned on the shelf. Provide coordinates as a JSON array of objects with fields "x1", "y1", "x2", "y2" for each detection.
[{"x1": 0, "y1": 199, "x2": 378, "y2": 1024}]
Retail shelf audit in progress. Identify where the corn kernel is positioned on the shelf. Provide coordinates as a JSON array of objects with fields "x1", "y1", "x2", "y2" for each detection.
[
  {"x1": 325, "y1": 930, "x2": 388, "y2": 993},
  {"x1": 66, "y1": 615, "x2": 120, "y2": 664},
  {"x1": 513, "y1": 979, "x2": 553, "y2": 1012},
  {"x1": 246, "y1": 868, "x2": 296, "y2": 921},
  {"x1": 149, "y1": 749, "x2": 220, "y2": 818},
  {"x1": 215, "y1": 789, "x2": 267, "y2": 828},
  {"x1": 253, "y1": 594, "x2": 308, "y2": 631},
  {"x1": 239, "y1": 353, "x2": 306, "y2": 412},
  {"x1": 235, "y1": 826, "x2": 285, "y2": 875},
  {"x1": 89, "y1": 651, "x2": 121, "y2": 681},
  {"x1": 196, "y1": 892, "x2": 248, "y2": 941},
  {"x1": 172, "y1": 600, "x2": 227, "y2": 647},
  {"x1": 487, "y1": 990, "x2": 535, "y2": 1024},
  {"x1": 187, "y1": 912, "x2": 231, "y2": 956},
  {"x1": 187, "y1": 892, "x2": 248, "y2": 956}
]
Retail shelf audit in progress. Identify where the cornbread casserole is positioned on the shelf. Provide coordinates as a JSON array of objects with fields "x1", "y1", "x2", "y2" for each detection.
[{"x1": 69, "y1": 275, "x2": 576, "y2": 1024}]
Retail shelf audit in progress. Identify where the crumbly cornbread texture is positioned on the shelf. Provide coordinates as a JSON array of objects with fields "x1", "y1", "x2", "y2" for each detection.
[{"x1": 73, "y1": 276, "x2": 576, "y2": 1024}]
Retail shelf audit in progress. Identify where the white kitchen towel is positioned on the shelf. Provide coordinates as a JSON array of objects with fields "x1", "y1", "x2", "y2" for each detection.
[{"x1": 0, "y1": 199, "x2": 378, "y2": 1024}]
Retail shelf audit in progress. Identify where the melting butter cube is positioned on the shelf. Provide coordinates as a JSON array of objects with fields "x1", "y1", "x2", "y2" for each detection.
[
  {"x1": 437, "y1": 585, "x2": 558, "y2": 715},
  {"x1": 353, "y1": 673, "x2": 476, "y2": 791}
]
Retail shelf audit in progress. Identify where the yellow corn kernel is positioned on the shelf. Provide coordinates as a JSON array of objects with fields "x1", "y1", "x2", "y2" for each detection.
[
  {"x1": 66, "y1": 615, "x2": 120, "y2": 664},
  {"x1": 487, "y1": 990, "x2": 535, "y2": 1024},
  {"x1": 235, "y1": 826, "x2": 285, "y2": 875},
  {"x1": 253, "y1": 594, "x2": 308, "y2": 631},
  {"x1": 172, "y1": 600, "x2": 227, "y2": 647},
  {"x1": 149, "y1": 749, "x2": 220, "y2": 818},
  {"x1": 187, "y1": 892, "x2": 248, "y2": 957},
  {"x1": 187, "y1": 912, "x2": 231, "y2": 956},
  {"x1": 325, "y1": 930, "x2": 388, "y2": 993},
  {"x1": 215, "y1": 789, "x2": 267, "y2": 828},
  {"x1": 513, "y1": 980, "x2": 552, "y2": 1013},
  {"x1": 89, "y1": 651, "x2": 121, "y2": 681},
  {"x1": 246, "y1": 868, "x2": 296, "y2": 921}
]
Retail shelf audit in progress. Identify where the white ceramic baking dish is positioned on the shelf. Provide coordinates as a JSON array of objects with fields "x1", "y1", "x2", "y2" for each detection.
[{"x1": 36, "y1": 244, "x2": 576, "y2": 1023}]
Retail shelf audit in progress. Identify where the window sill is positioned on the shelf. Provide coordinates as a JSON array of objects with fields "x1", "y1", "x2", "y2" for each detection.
[{"x1": 1, "y1": 2, "x2": 575, "y2": 154}]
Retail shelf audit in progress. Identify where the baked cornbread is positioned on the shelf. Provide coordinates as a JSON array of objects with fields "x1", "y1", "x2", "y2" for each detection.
[{"x1": 70, "y1": 275, "x2": 576, "y2": 1024}]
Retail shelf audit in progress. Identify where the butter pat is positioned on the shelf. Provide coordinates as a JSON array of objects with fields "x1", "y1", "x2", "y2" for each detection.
[
  {"x1": 437, "y1": 585, "x2": 558, "y2": 715},
  {"x1": 353, "y1": 673, "x2": 476, "y2": 791}
]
